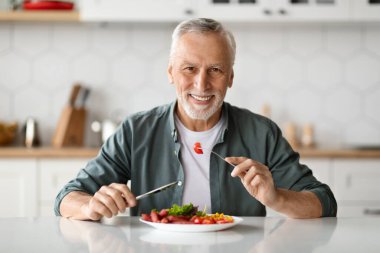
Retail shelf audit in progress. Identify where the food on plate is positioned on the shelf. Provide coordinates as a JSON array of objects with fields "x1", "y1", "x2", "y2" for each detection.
[
  {"x1": 140, "y1": 203, "x2": 234, "y2": 224},
  {"x1": 193, "y1": 142, "x2": 203, "y2": 154}
]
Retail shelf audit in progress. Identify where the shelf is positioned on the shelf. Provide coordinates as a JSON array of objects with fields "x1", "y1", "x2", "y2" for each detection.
[
  {"x1": 0, "y1": 10, "x2": 79, "y2": 22},
  {"x1": 0, "y1": 147, "x2": 99, "y2": 158},
  {"x1": 1, "y1": 147, "x2": 380, "y2": 159},
  {"x1": 297, "y1": 148, "x2": 380, "y2": 159}
]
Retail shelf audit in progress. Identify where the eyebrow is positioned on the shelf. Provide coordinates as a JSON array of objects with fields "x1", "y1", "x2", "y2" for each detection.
[
  {"x1": 209, "y1": 64, "x2": 224, "y2": 69},
  {"x1": 179, "y1": 62, "x2": 225, "y2": 69}
]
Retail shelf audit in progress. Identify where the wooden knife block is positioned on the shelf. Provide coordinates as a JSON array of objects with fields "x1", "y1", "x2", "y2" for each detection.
[{"x1": 52, "y1": 106, "x2": 87, "y2": 147}]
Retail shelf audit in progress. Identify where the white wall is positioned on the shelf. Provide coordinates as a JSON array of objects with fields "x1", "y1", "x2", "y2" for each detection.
[{"x1": 0, "y1": 22, "x2": 379, "y2": 148}]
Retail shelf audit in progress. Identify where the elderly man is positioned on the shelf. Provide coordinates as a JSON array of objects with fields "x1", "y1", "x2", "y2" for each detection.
[{"x1": 55, "y1": 18, "x2": 337, "y2": 220}]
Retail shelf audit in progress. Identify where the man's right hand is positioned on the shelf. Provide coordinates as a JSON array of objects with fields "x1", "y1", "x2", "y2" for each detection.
[{"x1": 60, "y1": 183, "x2": 137, "y2": 221}]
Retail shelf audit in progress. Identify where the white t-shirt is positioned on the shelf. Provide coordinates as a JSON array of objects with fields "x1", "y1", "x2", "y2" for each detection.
[{"x1": 175, "y1": 115, "x2": 226, "y2": 213}]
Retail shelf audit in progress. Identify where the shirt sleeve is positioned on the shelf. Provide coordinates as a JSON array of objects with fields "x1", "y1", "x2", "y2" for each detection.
[
  {"x1": 266, "y1": 121, "x2": 337, "y2": 217},
  {"x1": 54, "y1": 122, "x2": 131, "y2": 216}
]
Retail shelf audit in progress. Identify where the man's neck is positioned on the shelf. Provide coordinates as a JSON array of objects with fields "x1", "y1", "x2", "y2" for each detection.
[{"x1": 175, "y1": 104, "x2": 222, "y2": 132}]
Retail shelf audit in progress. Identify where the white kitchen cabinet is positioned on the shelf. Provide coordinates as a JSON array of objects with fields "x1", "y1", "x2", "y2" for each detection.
[
  {"x1": 80, "y1": 0, "x2": 196, "y2": 22},
  {"x1": 301, "y1": 158, "x2": 332, "y2": 187},
  {"x1": 196, "y1": 0, "x2": 272, "y2": 22},
  {"x1": 266, "y1": 158, "x2": 332, "y2": 217},
  {"x1": 350, "y1": 0, "x2": 380, "y2": 21},
  {"x1": 79, "y1": 0, "x2": 380, "y2": 23},
  {"x1": 268, "y1": 157, "x2": 380, "y2": 217},
  {"x1": 0, "y1": 158, "x2": 88, "y2": 217},
  {"x1": 304, "y1": 158, "x2": 380, "y2": 217},
  {"x1": 332, "y1": 159, "x2": 380, "y2": 217},
  {"x1": 197, "y1": 0, "x2": 350, "y2": 22},
  {"x1": 279, "y1": 0, "x2": 350, "y2": 21},
  {"x1": 38, "y1": 158, "x2": 88, "y2": 216},
  {"x1": 333, "y1": 159, "x2": 380, "y2": 202},
  {"x1": 0, "y1": 159, "x2": 37, "y2": 218}
]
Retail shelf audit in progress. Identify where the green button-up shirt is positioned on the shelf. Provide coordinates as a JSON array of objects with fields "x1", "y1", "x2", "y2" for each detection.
[{"x1": 55, "y1": 101, "x2": 337, "y2": 217}]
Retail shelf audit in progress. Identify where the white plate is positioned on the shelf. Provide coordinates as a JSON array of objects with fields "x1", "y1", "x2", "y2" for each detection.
[{"x1": 139, "y1": 216, "x2": 243, "y2": 233}]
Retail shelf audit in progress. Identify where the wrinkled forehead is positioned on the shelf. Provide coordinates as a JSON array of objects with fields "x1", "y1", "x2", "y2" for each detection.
[{"x1": 173, "y1": 32, "x2": 234, "y2": 67}]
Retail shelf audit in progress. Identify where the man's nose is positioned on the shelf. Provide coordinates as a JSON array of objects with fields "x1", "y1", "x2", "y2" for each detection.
[{"x1": 194, "y1": 70, "x2": 209, "y2": 91}]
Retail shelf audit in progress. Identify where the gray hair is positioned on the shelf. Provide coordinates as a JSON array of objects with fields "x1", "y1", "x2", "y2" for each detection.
[{"x1": 169, "y1": 18, "x2": 236, "y2": 65}]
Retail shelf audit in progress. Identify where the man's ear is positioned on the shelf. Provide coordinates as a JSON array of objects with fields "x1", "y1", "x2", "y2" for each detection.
[
  {"x1": 167, "y1": 64, "x2": 174, "y2": 84},
  {"x1": 228, "y1": 69, "x2": 234, "y2": 88}
]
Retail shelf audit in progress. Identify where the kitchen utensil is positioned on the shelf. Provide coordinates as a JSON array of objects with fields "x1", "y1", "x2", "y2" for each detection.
[
  {"x1": 193, "y1": 142, "x2": 235, "y2": 168},
  {"x1": 0, "y1": 121, "x2": 18, "y2": 146},
  {"x1": 23, "y1": 1, "x2": 74, "y2": 10},
  {"x1": 74, "y1": 87, "x2": 90, "y2": 109},
  {"x1": 22, "y1": 117, "x2": 40, "y2": 148},
  {"x1": 283, "y1": 122, "x2": 299, "y2": 149},
  {"x1": 136, "y1": 181, "x2": 181, "y2": 200},
  {"x1": 301, "y1": 123, "x2": 315, "y2": 148},
  {"x1": 52, "y1": 83, "x2": 88, "y2": 147}
]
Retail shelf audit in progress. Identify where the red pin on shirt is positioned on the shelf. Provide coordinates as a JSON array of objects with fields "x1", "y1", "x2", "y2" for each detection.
[
  {"x1": 193, "y1": 142, "x2": 235, "y2": 168},
  {"x1": 193, "y1": 142, "x2": 203, "y2": 154}
]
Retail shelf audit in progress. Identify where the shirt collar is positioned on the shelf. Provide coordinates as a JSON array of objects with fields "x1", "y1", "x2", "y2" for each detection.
[
  {"x1": 169, "y1": 101, "x2": 178, "y2": 142},
  {"x1": 169, "y1": 100, "x2": 230, "y2": 143}
]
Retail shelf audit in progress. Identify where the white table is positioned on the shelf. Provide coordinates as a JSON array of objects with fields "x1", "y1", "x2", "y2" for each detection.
[{"x1": 0, "y1": 216, "x2": 379, "y2": 253}]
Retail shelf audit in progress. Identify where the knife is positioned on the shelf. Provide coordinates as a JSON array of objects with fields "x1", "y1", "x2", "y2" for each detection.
[
  {"x1": 136, "y1": 181, "x2": 180, "y2": 200},
  {"x1": 74, "y1": 86, "x2": 90, "y2": 109}
]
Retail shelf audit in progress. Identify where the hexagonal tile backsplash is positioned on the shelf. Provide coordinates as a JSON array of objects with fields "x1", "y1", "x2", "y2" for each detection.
[{"x1": 0, "y1": 23, "x2": 380, "y2": 148}]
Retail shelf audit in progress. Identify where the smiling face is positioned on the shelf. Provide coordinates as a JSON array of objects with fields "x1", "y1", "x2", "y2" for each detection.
[{"x1": 168, "y1": 32, "x2": 234, "y2": 131}]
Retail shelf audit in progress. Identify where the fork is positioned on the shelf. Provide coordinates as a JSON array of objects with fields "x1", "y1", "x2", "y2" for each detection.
[{"x1": 194, "y1": 143, "x2": 235, "y2": 168}]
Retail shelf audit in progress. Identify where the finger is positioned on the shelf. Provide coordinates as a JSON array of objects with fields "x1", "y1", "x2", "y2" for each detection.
[
  {"x1": 106, "y1": 184, "x2": 131, "y2": 212},
  {"x1": 248, "y1": 175, "x2": 261, "y2": 197},
  {"x1": 231, "y1": 159, "x2": 254, "y2": 177},
  {"x1": 242, "y1": 166, "x2": 259, "y2": 186},
  {"x1": 85, "y1": 206, "x2": 103, "y2": 221},
  {"x1": 231, "y1": 165, "x2": 249, "y2": 177},
  {"x1": 87, "y1": 197, "x2": 112, "y2": 219},
  {"x1": 225, "y1": 156, "x2": 248, "y2": 165},
  {"x1": 228, "y1": 157, "x2": 262, "y2": 177},
  {"x1": 94, "y1": 190, "x2": 119, "y2": 216},
  {"x1": 110, "y1": 183, "x2": 137, "y2": 208}
]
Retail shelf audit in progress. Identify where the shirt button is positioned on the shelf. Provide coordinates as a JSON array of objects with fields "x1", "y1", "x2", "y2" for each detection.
[
  {"x1": 177, "y1": 181, "x2": 183, "y2": 186},
  {"x1": 174, "y1": 150, "x2": 177, "y2": 155}
]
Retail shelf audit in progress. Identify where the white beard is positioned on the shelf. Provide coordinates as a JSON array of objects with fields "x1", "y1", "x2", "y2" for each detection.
[{"x1": 178, "y1": 92, "x2": 224, "y2": 121}]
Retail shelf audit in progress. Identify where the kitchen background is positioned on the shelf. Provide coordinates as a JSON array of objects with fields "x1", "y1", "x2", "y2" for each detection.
[
  {"x1": 1, "y1": 0, "x2": 380, "y2": 219},
  {"x1": 1, "y1": 21, "x2": 380, "y2": 148}
]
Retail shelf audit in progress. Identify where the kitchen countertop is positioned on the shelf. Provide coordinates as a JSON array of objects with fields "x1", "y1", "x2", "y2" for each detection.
[
  {"x1": 1, "y1": 146, "x2": 380, "y2": 158},
  {"x1": 0, "y1": 147, "x2": 100, "y2": 158},
  {"x1": 0, "y1": 216, "x2": 379, "y2": 253}
]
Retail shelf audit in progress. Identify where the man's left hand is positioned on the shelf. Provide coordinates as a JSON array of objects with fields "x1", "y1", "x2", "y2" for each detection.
[{"x1": 226, "y1": 157, "x2": 278, "y2": 206}]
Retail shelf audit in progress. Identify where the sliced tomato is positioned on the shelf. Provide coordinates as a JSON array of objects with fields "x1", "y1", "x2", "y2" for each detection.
[
  {"x1": 216, "y1": 219, "x2": 231, "y2": 224},
  {"x1": 202, "y1": 218, "x2": 216, "y2": 224},
  {"x1": 192, "y1": 217, "x2": 203, "y2": 224},
  {"x1": 150, "y1": 210, "x2": 160, "y2": 223},
  {"x1": 141, "y1": 213, "x2": 152, "y2": 222},
  {"x1": 158, "y1": 209, "x2": 168, "y2": 218}
]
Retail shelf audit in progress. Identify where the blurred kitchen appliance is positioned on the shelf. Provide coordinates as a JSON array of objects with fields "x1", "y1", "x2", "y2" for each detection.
[
  {"x1": 52, "y1": 84, "x2": 90, "y2": 147},
  {"x1": 22, "y1": 117, "x2": 40, "y2": 148},
  {"x1": 91, "y1": 119, "x2": 118, "y2": 144}
]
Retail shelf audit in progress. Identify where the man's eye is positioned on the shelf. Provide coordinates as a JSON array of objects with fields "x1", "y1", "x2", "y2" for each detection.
[
  {"x1": 210, "y1": 67, "x2": 222, "y2": 73},
  {"x1": 184, "y1": 66, "x2": 195, "y2": 71}
]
